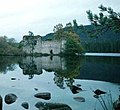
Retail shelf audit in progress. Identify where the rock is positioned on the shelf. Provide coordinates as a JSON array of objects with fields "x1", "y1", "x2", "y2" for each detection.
[
  {"x1": 34, "y1": 92, "x2": 51, "y2": 100},
  {"x1": 35, "y1": 102, "x2": 72, "y2": 110},
  {"x1": 73, "y1": 97, "x2": 85, "y2": 102},
  {"x1": 0, "y1": 95, "x2": 2, "y2": 110},
  {"x1": 11, "y1": 78, "x2": 16, "y2": 80},
  {"x1": 5, "y1": 93, "x2": 17, "y2": 104},
  {"x1": 76, "y1": 84, "x2": 81, "y2": 87},
  {"x1": 34, "y1": 88, "x2": 38, "y2": 91},
  {"x1": 21, "y1": 102, "x2": 29, "y2": 109},
  {"x1": 93, "y1": 89, "x2": 106, "y2": 95},
  {"x1": 70, "y1": 85, "x2": 82, "y2": 94},
  {"x1": 35, "y1": 102, "x2": 44, "y2": 109}
]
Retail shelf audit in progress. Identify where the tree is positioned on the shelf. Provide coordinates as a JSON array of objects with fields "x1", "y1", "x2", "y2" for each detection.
[
  {"x1": 53, "y1": 24, "x2": 64, "y2": 54},
  {"x1": 25, "y1": 31, "x2": 36, "y2": 55},
  {"x1": 7, "y1": 38, "x2": 16, "y2": 44},
  {"x1": 63, "y1": 32, "x2": 84, "y2": 55},
  {"x1": 53, "y1": 24, "x2": 64, "y2": 40},
  {"x1": 86, "y1": 5, "x2": 120, "y2": 37},
  {"x1": 65, "y1": 22, "x2": 73, "y2": 33},
  {"x1": 0, "y1": 36, "x2": 22, "y2": 55},
  {"x1": 53, "y1": 23, "x2": 84, "y2": 55},
  {"x1": 73, "y1": 19, "x2": 78, "y2": 31}
]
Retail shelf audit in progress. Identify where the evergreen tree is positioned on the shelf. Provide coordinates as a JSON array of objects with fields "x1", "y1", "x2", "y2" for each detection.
[{"x1": 86, "y1": 5, "x2": 120, "y2": 37}]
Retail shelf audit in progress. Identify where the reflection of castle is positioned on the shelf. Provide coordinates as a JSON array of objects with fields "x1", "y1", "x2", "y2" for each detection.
[{"x1": 19, "y1": 56, "x2": 66, "y2": 79}]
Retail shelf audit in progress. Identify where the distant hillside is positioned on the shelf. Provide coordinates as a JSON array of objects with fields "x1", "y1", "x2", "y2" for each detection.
[
  {"x1": 42, "y1": 33, "x2": 54, "y2": 41},
  {"x1": 42, "y1": 25, "x2": 120, "y2": 41},
  {"x1": 42, "y1": 25, "x2": 120, "y2": 53},
  {"x1": 74, "y1": 25, "x2": 120, "y2": 43}
]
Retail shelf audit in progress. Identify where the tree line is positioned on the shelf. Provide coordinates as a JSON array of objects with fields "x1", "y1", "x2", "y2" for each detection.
[
  {"x1": 83, "y1": 40, "x2": 120, "y2": 53},
  {"x1": 0, "y1": 36, "x2": 22, "y2": 55}
]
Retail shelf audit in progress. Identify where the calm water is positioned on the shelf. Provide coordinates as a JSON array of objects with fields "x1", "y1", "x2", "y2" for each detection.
[{"x1": 0, "y1": 56, "x2": 120, "y2": 110}]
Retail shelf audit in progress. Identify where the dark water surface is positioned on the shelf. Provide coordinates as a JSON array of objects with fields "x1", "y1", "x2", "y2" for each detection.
[{"x1": 0, "y1": 56, "x2": 120, "y2": 110}]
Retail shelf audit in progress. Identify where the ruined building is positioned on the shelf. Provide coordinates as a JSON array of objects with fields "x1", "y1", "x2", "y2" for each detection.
[{"x1": 22, "y1": 35, "x2": 66, "y2": 55}]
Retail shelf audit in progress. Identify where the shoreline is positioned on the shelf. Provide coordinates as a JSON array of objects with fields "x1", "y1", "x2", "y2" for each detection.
[{"x1": 85, "y1": 53, "x2": 120, "y2": 57}]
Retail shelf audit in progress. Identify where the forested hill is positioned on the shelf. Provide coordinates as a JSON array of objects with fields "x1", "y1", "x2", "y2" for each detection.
[
  {"x1": 77, "y1": 25, "x2": 120, "y2": 41},
  {"x1": 42, "y1": 25, "x2": 120, "y2": 53},
  {"x1": 42, "y1": 25, "x2": 120, "y2": 42}
]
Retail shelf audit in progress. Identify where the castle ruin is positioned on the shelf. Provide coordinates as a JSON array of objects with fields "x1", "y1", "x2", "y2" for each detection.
[{"x1": 22, "y1": 35, "x2": 66, "y2": 55}]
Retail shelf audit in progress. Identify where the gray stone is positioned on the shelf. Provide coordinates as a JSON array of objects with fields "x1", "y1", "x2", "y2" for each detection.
[
  {"x1": 5, "y1": 93, "x2": 17, "y2": 104},
  {"x1": 35, "y1": 102, "x2": 72, "y2": 110},
  {"x1": 34, "y1": 92, "x2": 51, "y2": 100},
  {"x1": 73, "y1": 97, "x2": 85, "y2": 102},
  {"x1": 35, "y1": 102, "x2": 44, "y2": 109},
  {"x1": 21, "y1": 102, "x2": 29, "y2": 109}
]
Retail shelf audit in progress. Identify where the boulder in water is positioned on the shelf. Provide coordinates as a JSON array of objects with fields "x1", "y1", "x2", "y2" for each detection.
[
  {"x1": 35, "y1": 102, "x2": 72, "y2": 110},
  {"x1": 5, "y1": 93, "x2": 17, "y2": 104},
  {"x1": 21, "y1": 102, "x2": 29, "y2": 109},
  {"x1": 34, "y1": 92, "x2": 51, "y2": 100}
]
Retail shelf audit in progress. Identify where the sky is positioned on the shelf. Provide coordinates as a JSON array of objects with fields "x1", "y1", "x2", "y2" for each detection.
[{"x1": 0, "y1": 0, "x2": 120, "y2": 42}]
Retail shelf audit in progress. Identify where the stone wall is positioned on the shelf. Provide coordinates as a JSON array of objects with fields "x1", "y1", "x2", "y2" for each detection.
[
  {"x1": 41, "y1": 40, "x2": 61, "y2": 54},
  {"x1": 22, "y1": 35, "x2": 66, "y2": 55}
]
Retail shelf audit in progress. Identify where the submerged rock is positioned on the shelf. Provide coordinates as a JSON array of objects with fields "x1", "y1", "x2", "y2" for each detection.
[
  {"x1": 35, "y1": 102, "x2": 72, "y2": 110},
  {"x1": 11, "y1": 77, "x2": 16, "y2": 80},
  {"x1": 34, "y1": 88, "x2": 38, "y2": 91},
  {"x1": 73, "y1": 97, "x2": 85, "y2": 102},
  {"x1": 5, "y1": 93, "x2": 17, "y2": 104},
  {"x1": 21, "y1": 102, "x2": 29, "y2": 109},
  {"x1": 34, "y1": 92, "x2": 51, "y2": 100},
  {"x1": 93, "y1": 89, "x2": 106, "y2": 95},
  {"x1": 70, "y1": 85, "x2": 82, "y2": 94},
  {"x1": 35, "y1": 102, "x2": 44, "y2": 109},
  {"x1": 76, "y1": 84, "x2": 81, "y2": 87}
]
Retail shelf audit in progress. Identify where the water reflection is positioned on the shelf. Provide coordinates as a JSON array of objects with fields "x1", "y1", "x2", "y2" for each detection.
[
  {"x1": 19, "y1": 57, "x2": 42, "y2": 79},
  {"x1": 18, "y1": 56, "x2": 85, "y2": 94},
  {"x1": 19, "y1": 56, "x2": 84, "y2": 80},
  {"x1": 0, "y1": 56, "x2": 120, "y2": 110},
  {"x1": 79, "y1": 56, "x2": 120, "y2": 83},
  {"x1": 0, "y1": 56, "x2": 20, "y2": 74},
  {"x1": 53, "y1": 56, "x2": 84, "y2": 89},
  {"x1": 0, "y1": 56, "x2": 120, "y2": 84}
]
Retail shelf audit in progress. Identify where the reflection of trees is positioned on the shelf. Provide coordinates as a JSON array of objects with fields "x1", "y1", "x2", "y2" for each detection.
[
  {"x1": 19, "y1": 57, "x2": 42, "y2": 79},
  {"x1": 23, "y1": 63, "x2": 42, "y2": 79},
  {"x1": 54, "y1": 73, "x2": 65, "y2": 89},
  {"x1": 0, "y1": 56, "x2": 20, "y2": 74},
  {"x1": 23, "y1": 62, "x2": 37, "y2": 79},
  {"x1": 19, "y1": 56, "x2": 84, "y2": 83},
  {"x1": 54, "y1": 56, "x2": 84, "y2": 88}
]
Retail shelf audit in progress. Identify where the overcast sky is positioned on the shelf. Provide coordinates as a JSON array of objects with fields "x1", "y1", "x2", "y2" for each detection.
[{"x1": 0, "y1": 0, "x2": 120, "y2": 42}]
